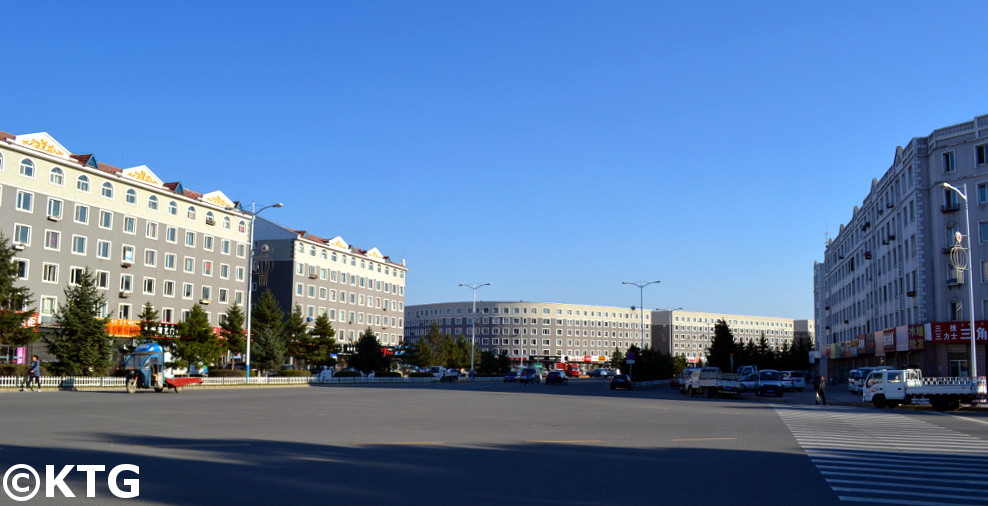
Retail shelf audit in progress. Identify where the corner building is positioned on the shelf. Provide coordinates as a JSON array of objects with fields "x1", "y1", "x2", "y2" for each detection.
[
  {"x1": 0, "y1": 131, "x2": 252, "y2": 358},
  {"x1": 252, "y1": 217, "x2": 407, "y2": 346},
  {"x1": 652, "y1": 309, "x2": 806, "y2": 365},
  {"x1": 404, "y1": 301, "x2": 648, "y2": 368},
  {"x1": 814, "y1": 114, "x2": 988, "y2": 381}
]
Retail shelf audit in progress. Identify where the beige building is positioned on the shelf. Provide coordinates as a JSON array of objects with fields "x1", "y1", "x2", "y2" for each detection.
[{"x1": 653, "y1": 309, "x2": 810, "y2": 365}]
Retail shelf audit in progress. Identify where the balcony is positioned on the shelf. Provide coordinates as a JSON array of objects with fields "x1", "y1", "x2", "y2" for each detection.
[{"x1": 941, "y1": 203, "x2": 961, "y2": 213}]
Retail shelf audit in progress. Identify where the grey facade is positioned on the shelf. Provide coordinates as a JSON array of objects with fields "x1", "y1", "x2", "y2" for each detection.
[
  {"x1": 253, "y1": 216, "x2": 407, "y2": 346},
  {"x1": 814, "y1": 114, "x2": 988, "y2": 379},
  {"x1": 652, "y1": 309, "x2": 806, "y2": 365}
]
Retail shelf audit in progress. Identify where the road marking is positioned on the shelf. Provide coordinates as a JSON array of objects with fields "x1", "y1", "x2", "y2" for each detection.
[
  {"x1": 352, "y1": 442, "x2": 445, "y2": 446},
  {"x1": 526, "y1": 440, "x2": 604, "y2": 444},
  {"x1": 934, "y1": 411, "x2": 988, "y2": 427},
  {"x1": 132, "y1": 443, "x2": 252, "y2": 448},
  {"x1": 670, "y1": 437, "x2": 737, "y2": 442}
]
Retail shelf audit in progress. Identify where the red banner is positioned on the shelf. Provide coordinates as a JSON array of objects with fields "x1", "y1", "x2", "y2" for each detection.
[{"x1": 929, "y1": 321, "x2": 988, "y2": 343}]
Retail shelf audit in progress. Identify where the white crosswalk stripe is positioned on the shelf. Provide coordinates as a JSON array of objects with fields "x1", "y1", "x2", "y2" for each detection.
[{"x1": 775, "y1": 405, "x2": 988, "y2": 505}]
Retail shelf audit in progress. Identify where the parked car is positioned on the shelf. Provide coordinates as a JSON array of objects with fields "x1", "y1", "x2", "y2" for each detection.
[
  {"x1": 503, "y1": 371, "x2": 521, "y2": 383},
  {"x1": 546, "y1": 370, "x2": 568, "y2": 385},
  {"x1": 757, "y1": 369, "x2": 784, "y2": 397},
  {"x1": 588, "y1": 368, "x2": 610, "y2": 378},
  {"x1": 678, "y1": 367, "x2": 701, "y2": 394},
  {"x1": 738, "y1": 373, "x2": 759, "y2": 392},
  {"x1": 783, "y1": 371, "x2": 806, "y2": 392},
  {"x1": 610, "y1": 374, "x2": 633, "y2": 390}
]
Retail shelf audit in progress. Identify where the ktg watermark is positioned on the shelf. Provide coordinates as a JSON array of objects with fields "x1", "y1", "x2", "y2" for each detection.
[{"x1": 3, "y1": 464, "x2": 139, "y2": 501}]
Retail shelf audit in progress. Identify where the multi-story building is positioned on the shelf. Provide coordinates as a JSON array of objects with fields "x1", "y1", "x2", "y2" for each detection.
[
  {"x1": 252, "y1": 216, "x2": 407, "y2": 347},
  {"x1": 814, "y1": 114, "x2": 988, "y2": 380},
  {"x1": 0, "y1": 130, "x2": 252, "y2": 360},
  {"x1": 404, "y1": 301, "x2": 649, "y2": 368},
  {"x1": 652, "y1": 309, "x2": 806, "y2": 365}
]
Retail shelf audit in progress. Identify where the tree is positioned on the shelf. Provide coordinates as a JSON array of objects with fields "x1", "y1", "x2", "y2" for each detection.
[
  {"x1": 220, "y1": 303, "x2": 246, "y2": 364},
  {"x1": 250, "y1": 289, "x2": 287, "y2": 374},
  {"x1": 756, "y1": 333, "x2": 773, "y2": 368},
  {"x1": 307, "y1": 313, "x2": 338, "y2": 369},
  {"x1": 407, "y1": 335, "x2": 435, "y2": 369},
  {"x1": 138, "y1": 301, "x2": 162, "y2": 342},
  {"x1": 0, "y1": 233, "x2": 37, "y2": 347},
  {"x1": 44, "y1": 269, "x2": 114, "y2": 376},
  {"x1": 174, "y1": 304, "x2": 224, "y2": 369},
  {"x1": 706, "y1": 319, "x2": 737, "y2": 372},
  {"x1": 349, "y1": 328, "x2": 388, "y2": 374},
  {"x1": 285, "y1": 305, "x2": 309, "y2": 366},
  {"x1": 609, "y1": 348, "x2": 624, "y2": 369}
]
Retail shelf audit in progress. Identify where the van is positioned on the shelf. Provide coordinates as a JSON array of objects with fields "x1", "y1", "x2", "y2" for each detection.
[{"x1": 848, "y1": 366, "x2": 894, "y2": 394}]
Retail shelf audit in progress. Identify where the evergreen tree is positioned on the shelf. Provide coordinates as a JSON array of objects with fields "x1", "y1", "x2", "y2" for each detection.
[
  {"x1": 706, "y1": 319, "x2": 736, "y2": 371},
  {"x1": 174, "y1": 304, "x2": 224, "y2": 369},
  {"x1": 408, "y1": 335, "x2": 435, "y2": 368},
  {"x1": 349, "y1": 327, "x2": 388, "y2": 374},
  {"x1": 220, "y1": 303, "x2": 246, "y2": 362},
  {"x1": 44, "y1": 269, "x2": 114, "y2": 376},
  {"x1": 609, "y1": 347, "x2": 625, "y2": 369},
  {"x1": 307, "y1": 313, "x2": 338, "y2": 368},
  {"x1": 285, "y1": 304, "x2": 309, "y2": 366},
  {"x1": 0, "y1": 233, "x2": 37, "y2": 347},
  {"x1": 138, "y1": 301, "x2": 161, "y2": 342},
  {"x1": 756, "y1": 333, "x2": 772, "y2": 368},
  {"x1": 250, "y1": 289, "x2": 287, "y2": 374}
]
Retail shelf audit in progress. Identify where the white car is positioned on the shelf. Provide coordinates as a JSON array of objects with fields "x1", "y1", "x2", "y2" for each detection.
[
  {"x1": 783, "y1": 371, "x2": 806, "y2": 392},
  {"x1": 738, "y1": 373, "x2": 759, "y2": 392}
]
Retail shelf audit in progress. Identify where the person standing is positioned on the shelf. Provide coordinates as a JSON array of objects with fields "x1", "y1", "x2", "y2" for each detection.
[
  {"x1": 20, "y1": 355, "x2": 41, "y2": 392},
  {"x1": 815, "y1": 374, "x2": 827, "y2": 405}
]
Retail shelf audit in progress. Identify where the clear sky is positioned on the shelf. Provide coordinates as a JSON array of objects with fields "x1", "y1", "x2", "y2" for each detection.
[{"x1": 5, "y1": 1, "x2": 988, "y2": 319}]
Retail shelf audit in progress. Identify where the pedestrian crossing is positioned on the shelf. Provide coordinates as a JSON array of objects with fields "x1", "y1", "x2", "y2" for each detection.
[{"x1": 775, "y1": 405, "x2": 988, "y2": 505}]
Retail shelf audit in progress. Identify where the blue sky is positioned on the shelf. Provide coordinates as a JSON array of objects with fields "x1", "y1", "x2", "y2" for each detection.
[{"x1": 5, "y1": 1, "x2": 988, "y2": 319}]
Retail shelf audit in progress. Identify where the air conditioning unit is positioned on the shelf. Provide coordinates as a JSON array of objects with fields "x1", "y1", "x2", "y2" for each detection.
[
  {"x1": 206, "y1": 218, "x2": 216, "y2": 225},
  {"x1": 12, "y1": 244, "x2": 25, "y2": 251},
  {"x1": 120, "y1": 291, "x2": 132, "y2": 298},
  {"x1": 199, "y1": 298, "x2": 211, "y2": 305},
  {"x1": 121, "y1": 261, "x2": 133, "y2": 268},
  {"x1": 47, "y1": 215, "x2": 60, "y2": 222},
  {"x1": 308, "y1": 273, "x2": 318, "y2": 279}
]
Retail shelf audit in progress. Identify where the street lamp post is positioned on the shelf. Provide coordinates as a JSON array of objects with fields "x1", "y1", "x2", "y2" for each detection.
[
  {"x1": 244, "y1": 201, "x2": 283, "y2": 381},
  {"x1": 941, "y1": 183, "x2": 978, "y2": 378},
  {"x1": 622, "y1": 279, "x2": 660, "y2": 349},
  {"x1": 459, "y1": 281, "x2": 492, "y2": 380}
]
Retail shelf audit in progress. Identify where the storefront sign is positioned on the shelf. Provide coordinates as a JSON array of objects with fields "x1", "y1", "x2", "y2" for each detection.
[
  {"x1": 908, "y1": 324, "x2": 925, "y2": 351},
  {"x1": 929, "y1": 321, "x2": 988, "y2": 343}
]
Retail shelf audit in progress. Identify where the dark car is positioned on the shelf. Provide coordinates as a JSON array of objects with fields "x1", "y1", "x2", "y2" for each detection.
[
  {"x1": 503, "y1": 371, "x2": 521, "y2": 383},
  {"x1": 610, "y1": 374, "x2": 633, "y2": 390},
  {"x1": 545, "y1": 370, "x2": 568, "y2": 385},
  {"x1": 519, "y1": 368, "x2": 541, "y2": 384}
]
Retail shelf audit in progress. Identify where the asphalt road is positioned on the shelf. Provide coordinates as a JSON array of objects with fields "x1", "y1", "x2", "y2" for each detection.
[{"x1": 1, "y1": 379, "x2": 987, "y2": 505}]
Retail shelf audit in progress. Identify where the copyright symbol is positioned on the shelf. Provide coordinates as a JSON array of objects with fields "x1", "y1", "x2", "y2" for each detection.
[{"x1": 3, "y1": 464, "x2": 40, "y2": 501}]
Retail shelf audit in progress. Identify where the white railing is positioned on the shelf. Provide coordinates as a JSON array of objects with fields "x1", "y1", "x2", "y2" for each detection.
[{"x1": 0, "y1": 375, "x2": 504, "y2": 389}]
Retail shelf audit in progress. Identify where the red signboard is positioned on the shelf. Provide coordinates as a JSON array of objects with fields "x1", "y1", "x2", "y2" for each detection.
[{"x1": 929, "y1": 321, "x2": 988, "y2": 343}]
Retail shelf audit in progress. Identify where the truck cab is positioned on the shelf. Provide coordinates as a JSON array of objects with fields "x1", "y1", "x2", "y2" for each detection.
[{"x1": 862, "y1": 369, "x2": 912, "y2": 408}]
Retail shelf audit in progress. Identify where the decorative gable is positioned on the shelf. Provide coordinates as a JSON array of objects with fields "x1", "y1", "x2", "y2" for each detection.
[
  {"x1": 201, "y1": 191, "x2": 234, "y2": 208},
  {"x1": 366, "y1": 247, "x2": 383, "y2": 259},
  {"x1": 121, "y1": 165, "x2": 165, "y2": 188},
  {"x1": 15, "y1": 132, "x2": 72, "y2": 160},
  {"x1": 326, "y1": 236, "x2": 349, "y2": 250}
]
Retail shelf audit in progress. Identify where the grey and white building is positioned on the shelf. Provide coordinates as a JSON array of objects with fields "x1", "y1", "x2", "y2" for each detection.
[{"x1": 652, "y1": 309, "x2": 806, "y2": 365}]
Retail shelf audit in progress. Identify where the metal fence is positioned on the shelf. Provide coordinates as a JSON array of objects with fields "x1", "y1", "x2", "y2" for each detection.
[{"x1": 0, "y1": 375, "x2": 504, "y2": 389}]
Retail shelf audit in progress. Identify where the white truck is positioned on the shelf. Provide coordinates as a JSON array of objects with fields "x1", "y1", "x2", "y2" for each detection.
[
  {"x1": 685, "y1": 367, "x2": 742, "y2": 398},
  {"x1": 862, "y1": 368, "x2": 987, "y2": 411}
]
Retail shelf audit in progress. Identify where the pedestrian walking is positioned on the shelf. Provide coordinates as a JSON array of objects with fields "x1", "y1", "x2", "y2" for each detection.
[
  {"x1": 815, "y1": 374, "x2": 827, "y2": 405},
  {"x1": 21, "y1": 355, "x2": 41, "y2": 392}
]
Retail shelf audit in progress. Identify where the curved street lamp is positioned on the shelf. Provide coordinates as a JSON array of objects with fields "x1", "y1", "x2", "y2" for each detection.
[
  {"x1": 244, "y1": 201, "x2": 283, "y2": 380},
  {"x1": 941, "y1": 183, "x2": 978, "y2": 378},
  {"x1": 459, "y1": 281, "x2": 492, "y2": 380},
  {"x1": 622, "y1": 279, "x2": 660, "y2": 349}
]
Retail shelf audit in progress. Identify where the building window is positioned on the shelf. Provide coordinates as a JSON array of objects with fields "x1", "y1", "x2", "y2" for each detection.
[
  {"x1": 203, "y1": 235, "x2": 214, "y2": 251},
  {"x1": 978, "y1": 145, "x2": 987, "y2": 166},
  {"x1": 74, "y1": 204, "x2": 89, "y2": 224},
  {"x1": 186, "y1": 206, "x2": 196, "y2": 220},
  {"x1": 122, "y1": 245, "x2": 135, "y2": 264},
  {"x1": 19, "y1": 159, "x2": 35, "y2": 177},
  {"x1": 148, "y1": 195, "x2": 159, "y2": 211},
  {"x1": 943, "y1": 151, "x2": 956, "y2": 172},
  {"x1": 123, "y1": 216, "x2": 137, "y2": 234},
  {"x1": 101, "y1": 182, "x2": 114, "y2": 199},
  {"x1": 184, "y1": 257, "x2": 195, "y2": 273},
  {"x1": 238, "y1": 221, "x2": 246, "y2": 233},
  {"x1": 163, "y1": 281, "x2": 175, "y2": 297},
  {"x1": 951, "y1": 300, "x2": 963, "y2": 321},
  {"x1": 146, "y1": 222, "x2": 158, "y2": 239},
  {"x1": 95, "y1": 271, "x2": 109, "y2": 289},
  {"x1": 185, "y1": 231, "x2": 195, "y2": 247},
  {"x1": 168, "y1": 201, "x2": 178, "y2": 215},
  {"x1": 16, "y1": 190, "x2": 33, "y2": 212},
  {"x1": 202, "y1": 260, "x2": 213, "y2": 276},
  {"x1": 14, "y1": 259, "x2": 27, "y2": 279},
  {"x1": 166, "y1": 226, "x2": 177, "y2": 243},
  {"x1": 143, "y1": 278, "x2": 155, "y2": 295},
  {"x1": 223, "y1": 217, "x2": 231, "y2": 230},
  {"x1": 125, "y1": 189, "x2": 137, "y2": 205},
  {"x1": 46, "y1": 198, "x2": 63, "y2": 220},
  {"x1": 979, "y1": 183, "x2": 988, "y2": 205},
  {"x1": 164, "y1": 253, "x2": 176, "y2": 270},
  {"x1": 49, "y1": 167, "x2": 64, "y2": 185},
  {"x1": 76, "y1": 175, "x2": 90, "y2": 192},
  {"x1": 42, "y1": 263, "x2": 58, "y2": 283},
  {"x1": 96, "y1": 240, "x2": 111, "y2": 259},
  {"x1": 99, "y1": 210, "x2": 113, "y2": 229},
  {"x1": 40, "y1": 296, "x2": 57, "y2": 316},
  {"x1": 44, "y1": 230, "x2": 60, "y2": 250},
  {"x1": 71, "y1": 235, "x2": 86, "y2": 255},
  {"x1": 144, "y1": 249, "x2": 157, "y2": 267}
]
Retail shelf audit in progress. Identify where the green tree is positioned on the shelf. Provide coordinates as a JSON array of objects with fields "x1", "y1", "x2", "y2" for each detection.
[
  {"x1": 307, "y1": 313, "x2": 338, "y2": 369},
  {"x1": 0, "y1": 233, "x2": 37, "y2": 347},
  {"x1": 706, "y1": 319, "x2": 736, "y2": 371},
  {"x1": 174, "y1": 304, "x2": 224, "y2": 369},
  {"x1": 407, "y1": 335, "x2": 435, "y2": 369},
  {"x1": 138, "y1": 301, "x2": 161, "y2": 342},
  {"x1": 609, "y1": 347, "x2": 624, "y2": 369},
  {"x1": 220, "y1": 303, "x2": 246, "y2": 365},
  {"x1": 250, "y1": 290, "x2": 287, "y2": 375},
  {"x1": 349, "y1": 328, "x2": 388, "y2": 374},
  {"x1": 756, "y1": 333, "x2": 773, "y2": 368},
  {"x1": 285, "y1": 304, "x2": 309, "y2": 366},
  {"x1": 44, "y1": 269, "x2": 114, "y2": 376}
]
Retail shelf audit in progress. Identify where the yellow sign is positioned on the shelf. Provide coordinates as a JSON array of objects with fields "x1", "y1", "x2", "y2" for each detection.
[{"x1": 107, "y1": 319, "x2": 141, "y2": 338}]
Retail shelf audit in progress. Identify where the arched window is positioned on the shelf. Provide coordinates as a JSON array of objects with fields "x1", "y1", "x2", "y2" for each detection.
[
  {"x1": 49, "y1": 167, "x2": 64, "y2": 185},
  {"x1": 222, "y1": 217, "x2": 231, "y2": 230},
  {"x1": 205, "y1": 211, "x2": 215, "y2": 224},
  {"x1": 321, "y1": 249, "x2": 327, "y2": 259},
  {"x1": 186, "y1": 206, "x2": 196, "y2": 220},
  {"x1": 77, "y1": 175, "x2": 90, "y2": 192},
  {"x1": 125, "y1": 189, "x2": 137, "y2": 205},
  {"x1": 168, "y1": 201, "x2": 178, "y2": 215},
  {"x1": 101, "y1": 182, "x2": 114, "y2": 198},
  {"x1": 0, "y1": 152, "x2": 4, "y2": 171},
  {"x1": 238, "y1": 220, "x2": 246, "y2": 233},
  {"x1": 148, "y1": 195, "x2": 159, "y2": 211},
  {"x1": 19, "y1": 159, "x2": 35, "y2": 177}
]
